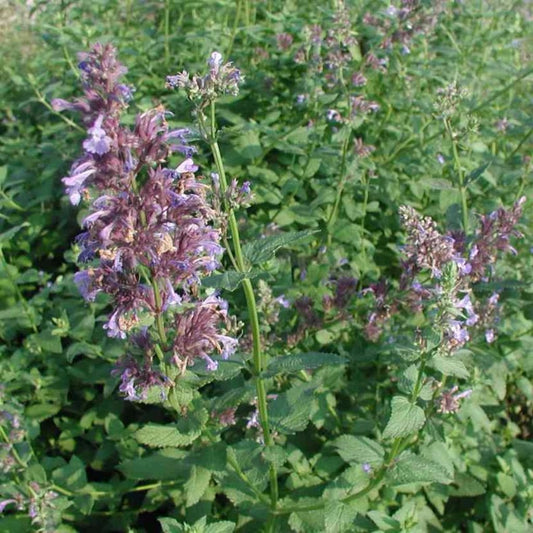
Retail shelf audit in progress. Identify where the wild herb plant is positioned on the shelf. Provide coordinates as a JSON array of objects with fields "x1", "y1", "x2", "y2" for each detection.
[{"x1": 0, "y1": 1, "x2": 532, "y2": 532}]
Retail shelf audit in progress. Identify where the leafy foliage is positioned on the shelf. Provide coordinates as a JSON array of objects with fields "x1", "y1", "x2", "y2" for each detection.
[{"x1": 0, "y1": 0, "x2": 531, "y2": 531}]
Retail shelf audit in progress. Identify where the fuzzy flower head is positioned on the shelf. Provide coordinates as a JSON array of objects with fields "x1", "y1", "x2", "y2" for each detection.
[
  {"x1": 111, "y1": 355, "x2": 168, "y2": 401},
  {"x1": 172, "y1": 295, "x2": 238, "y2": 373},
  {"x1": 399, "y1": 205, "x2": 455, "y2": 278},
  {"x1": 166, "y1": 51, "x2": 244, "y2": 107},
  {"x1": 438, "y1": 386, "x2": 472, "y2": 414}
]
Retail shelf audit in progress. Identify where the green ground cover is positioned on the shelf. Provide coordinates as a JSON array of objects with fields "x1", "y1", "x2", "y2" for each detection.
[{"x1": 0, "y1": 1, "x2": 531, "y2": 531}]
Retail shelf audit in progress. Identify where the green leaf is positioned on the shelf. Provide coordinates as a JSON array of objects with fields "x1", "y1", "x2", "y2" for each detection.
[
  {"x1": 203, "y1": 271, "x2": 248, "y2": 291},
  {"x1": 333, "y1": 435, "x2": 385, "y2": 466},
  {"x1": 269, "y1": 385, "x2": 315, "y2": 434},
  {"x1": 367, "y1": 510, "x2": 401, "y2": 531},
  {"x1": 382, "y1": 396, "x2": 425, "y2": 439},
  {"x1": 325, "y1": 500, "x2": 359, "y2": 533},
  {"x1": 135, "y1": 424, "x2": 199, "y2": 448},
  {"x1": 388, "y1": 452, "x2": 454, "y2": 486},
  {"x1": 205, "y1": 522, "x2": 236, "y2": 533},
  {"x1": 66, "y1": 342, "x2": 102, "y2": 363},
  {"x1": 52, "y1": 456, "x2": 87, "y2": 491},
  {"x1": 315, "y1": 329, "x2": 336, "y2": 345},
  {"x1": 0, "y1": 222, "x2": 29, "y2": 246},
  {"x1": 262, "y1": 445, "x2": 288, "y2": 468},
  {"x1": 450, "y1": 472, "x2": 486, "y2": 496},
  {"x1": 243, "y1": 229, "x2": 317, "y2": 265},
  {"x1": 25, "y1": 403, "x2": 61, "y2": 421},
  {"x1": 263, "y1": 352, "x2": 346, "y2": 377},
  {"x1": 159, "y1": 517, "x2": 184, "y2": 533},
  {"x1": 186, "y1": 442, "x2": 227, "y2": 474},
  {"x1": 465, "y1": 162, "x2": 491, "y2": 185},
  {"x1": 135, "y1": 407, "x2": 207, "y2": 448},
  {"x1": 420, "y1": 178, "x2": 454, "y2": 190},
  {"x1": 429, "y1": 354, "x2": 469, "y2": 378},
  {"x1": 27, "y1": 329, "x2": 63, "y2": 354},
  {"x1": 184, "y1": 465, "x2": 211, "y2": 507},
  {"x1": 120, "y1": 449, "x2": 188, "y2": 480}
]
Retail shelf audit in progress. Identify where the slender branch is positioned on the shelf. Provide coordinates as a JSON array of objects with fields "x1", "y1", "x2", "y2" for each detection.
[
  {"x1": 205, "y1": 101, "x2": 279, "y2": 509},
  {"x1": 444, "y1": 118, "x2": 469, "y2": 233}
]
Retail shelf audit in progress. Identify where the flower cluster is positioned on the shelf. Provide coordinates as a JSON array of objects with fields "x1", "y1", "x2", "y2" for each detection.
[
  {"x1": 365, "y1": 199, "x2": 526, "y2": 350},
  {"x1": 0, "y1": 483, "x2": 59, "y2": 530},
  {"x1": 363, "y1": 0, "x2": 447, "y2": 55},
  {"x1": 437, "y1": 386, "x2": 472, "y2": 414},
  {"x1": 166, "y1": 52, "x2": 243, "y2": 108},
  {"x1": 293, "y1": 1, "x2": 380, "y2": 125},
  {"x1": 55, "y1": 43, "x2": 238, "y2": 401}
]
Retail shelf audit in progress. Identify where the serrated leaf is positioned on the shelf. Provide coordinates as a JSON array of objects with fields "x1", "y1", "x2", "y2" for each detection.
[
  {"x1": 186, "y1": 442, "x2": 227, "y2": 474},
  {"x1": 203, "y1": 271, "x2": 248, "y2": 291},
  {"x1": 185, "y1": 465, "x2": 211, "y2": 507},
  {"x1": 389, "y1": 452, "x2": 454, "y2": 486},
  {"x1": 269, "y1": 385, "x2": 315, "y2": 434},
  {"x1": 465, "y1": 162, "x2": 491, "y2": 185},
  {"x1": 382, "y1": 396, "x2": 425, "y2": 439},
  {"x1": 135, "y1": 424, "x2": 200, "y2": 448},
  {"x1": 66, "y1": 342, "x2": 102, "y2": 363},
  {"x1": 387, "y1": 342, "x2": 421, "y2": 362},
  {"x1": 135, "y1": 408, "x2": 207, "y2": 448},
  {"x1": 52, "y1": 456, "x2": 87, "y2": 491},
  {"x1": 158, "y1": 517, "x2": 184, "y2": 533},
  {"x1": 333, "y1": 435, "x2": 385, "y2": 466},
  {"x1": 243, "y1": 229, "x2": 317, "y2": 265},
  {"x1": 325, "y1": 500, "x2": 359, "y2": 533},
  {"x1": 0, "y1": 222, "x2": 29, "y2": 245},
  {"x1": 263, "y1": 352, "x2": 346, "y2": 377},
  {"x1": 450, "y1": 472, "x2": 486, "y2": 496},
  {"x1": 420, "y1": 178, "x2": 454, "y2": 190},
  {"x1": 119, "y1": 449, "x2": 188, "y2": 480},
  {"x1": 205, "y1": 522, "x2": 236, "y2": 533},
  {"x1": 429, "y1": 354, "x2": 469, "y2": 378},
  {"x1": 27, "y1": 329, "x2": 62, "y2": 354},
  {"x1": 262, "y1": 445, "x2": 288, "y2": 468},
  {"x1": 367, "y1": 511, "x2": 401, "y2": 530}
]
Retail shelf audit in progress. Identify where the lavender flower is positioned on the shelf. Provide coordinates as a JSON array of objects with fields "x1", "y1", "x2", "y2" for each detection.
[
  {"x1": 438, "y1": 386, "x2": 472, "y2": 414},
  {"x1": 111, "y1": 355, "x2": 168, "y2": 401},
  {"x1": 399, "y1": 205, "x2": 455, "y2": 278},
  {"x1": 468, "y1": 196, "x2": 526, "y2": 281},
  {"x1": 172, "y1": 295, "x2": 237, "y2": 373},
  {"x1": 166, "y1": 51, "x2": 244, "y2": 106},
  {"x1": 56, "y1": 43, "x2": 238, "y2": 404}
]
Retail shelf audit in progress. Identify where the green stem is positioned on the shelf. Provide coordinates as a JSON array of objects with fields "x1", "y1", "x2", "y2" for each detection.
[
  {"x1": 275, "y1": 348, "x2": 433, "y2": 516},
  {"x1": 0, "y1": 425, "x2": 26, "y2": 468},
  {"x1": 326, "y1": 134, "x2": 351, "y2": 246},
  {"x1": 151, "y1": 277, "x2": 168, "y2": 346},
  {"x1": 226, "y1": 0, "x2": 242, "y2": 59},
  {"x1": 444, "y1": 118, "x2": 469, "y2": 233},
  {"x1": 164, "y1": 0, "x2": 170, "y2": 69},
  {"x1": 206, "y1": 101, "x2": 279, "y2": 509}
]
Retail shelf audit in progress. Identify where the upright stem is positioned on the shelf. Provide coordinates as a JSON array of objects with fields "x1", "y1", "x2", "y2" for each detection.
[
  {"x1": 326, "y1": 134, "x2": 351, "y2": 247},
  {"x1": 151, "y1": 278, "x2": 168, "y2": 346},
  {"x1": 206, "y1": 101, "x2": 279, "y2": 509},
  {"x1": 164, "y1": 0, "x2": 170, "y2": 68},
  {"x1": 444, "y1": 118, "x2": 469, "y2": 233}
]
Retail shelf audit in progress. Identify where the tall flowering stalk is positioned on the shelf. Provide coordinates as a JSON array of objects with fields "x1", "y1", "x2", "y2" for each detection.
[
  {"x1": 365, "y1": 198, "x2": 526, "y2": 348},
  {"x1": 54, "y1": 43, "x2": 237, "y2": 402},
  {"x1": 167, "y1": 52, "x2": 279, "y2": 509}
]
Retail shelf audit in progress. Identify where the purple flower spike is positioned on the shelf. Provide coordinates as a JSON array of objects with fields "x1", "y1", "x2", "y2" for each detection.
[{"x1": 83, "y1": 115, "x2": 112, "y2": 155}]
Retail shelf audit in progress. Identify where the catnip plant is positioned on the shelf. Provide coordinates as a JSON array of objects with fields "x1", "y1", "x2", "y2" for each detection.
[{"x1": 39, "y1": 40, "x2": 528, "y2": 532}]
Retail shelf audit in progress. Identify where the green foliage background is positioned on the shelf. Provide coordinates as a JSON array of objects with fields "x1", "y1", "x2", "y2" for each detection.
[{"x1": 0, "y1": 0, "x2": 531, "y2": 531}]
